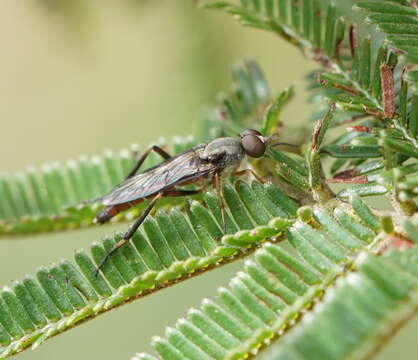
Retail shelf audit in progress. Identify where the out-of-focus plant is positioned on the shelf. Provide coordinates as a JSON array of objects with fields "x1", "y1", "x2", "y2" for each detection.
[{"x1": 0, "y1": 1, "x2": 417, "y2": 359}]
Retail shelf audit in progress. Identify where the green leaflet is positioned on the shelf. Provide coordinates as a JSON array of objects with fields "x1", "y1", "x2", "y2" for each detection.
[
  {"x1": 134, "y1": 196, "x2": 390, "y2": 360},
  {"x1": 261, "y1": 86, "x2": 294, "y2": 136},
  {"x1": 337, "y1": 183, "x2": 388, "y2": 198},
  {"x1": 0, "y1": 180, "x2": 296, "y2": 359},
  {"x1": 321, "y1": 145, "x2": 382, "y2": 158}
]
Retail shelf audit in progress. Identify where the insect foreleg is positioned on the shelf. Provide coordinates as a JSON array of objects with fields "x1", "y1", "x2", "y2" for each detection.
[
  {"x1": 213, "y1": 173, "x2": 227, "y2": 234},
  {"x1": 94, "y1": 192, "x2": 163, "y2": 276},
  {"x1": 232, "y1": 169, "x2": 266, "y2": 183},
  {"x1": 125, "y1": 145, "x2": 172, "y2": 180}
]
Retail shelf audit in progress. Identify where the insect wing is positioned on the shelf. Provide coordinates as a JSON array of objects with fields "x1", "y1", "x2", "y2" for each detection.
[{"x1": 102, "y1": 146, "x2": 214, "y2": 206}]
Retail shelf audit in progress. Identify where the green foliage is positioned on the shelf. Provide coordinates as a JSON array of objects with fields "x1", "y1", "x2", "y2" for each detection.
[
  {"x1": 0, "y1": 137, "x2": 195, "y2": 236},
  {"x1": 258, "y1": 245, "x2": 418, "y2": 360},
  {"x1": 1, "y1": 1, "x2": 418, "y2": 359},
  {"x1": 261, "y1": 86, "x2": 294, "y2": 136},
  {"x1": 204, "y1": 0, "x2": 345, "y2": 63},
  {"x1": 356, "y1": 1, "x2": 418, "y2": 66},
  {"x1": 208, "y1": 0, "x2": 417, "y2": 212},
  {"x1": 134, "y1": 196, "x2": 387, "y2": 360},
  {"x1": 0, "y1": 180, "x2": 295, "y2": 358}
]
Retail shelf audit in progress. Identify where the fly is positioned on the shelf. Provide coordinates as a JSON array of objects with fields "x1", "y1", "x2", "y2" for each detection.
[{"x1": 93, "y1": 129, "x2": 290, "y2": 275}]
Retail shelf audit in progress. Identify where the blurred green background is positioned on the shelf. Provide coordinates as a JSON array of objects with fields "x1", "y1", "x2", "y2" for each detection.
[{"x1": 0, "y1": 1, "x2": 416, "y2": 359}]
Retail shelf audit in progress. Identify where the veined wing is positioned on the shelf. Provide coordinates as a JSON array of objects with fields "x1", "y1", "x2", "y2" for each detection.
[{"x1": 102, "y1": 144, "x2": 214, "y2": 206}]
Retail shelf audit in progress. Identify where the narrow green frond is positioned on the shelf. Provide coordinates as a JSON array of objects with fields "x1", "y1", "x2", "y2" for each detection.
[
  {"x1": 0, "y1": 136, "x2": 196, "y2": 236},
  {"x1": 135, "y1": 197, "x2": 392, "y2": 360},
  {"x1": 356, "y1": 0, "x2": 418, "y2": 64},
  {"x1": 0, "y1": 181, "x2": 295, "y2": 359},
  {"x1": 259, "y1": 245, "x2": 418, "y2": 360}
]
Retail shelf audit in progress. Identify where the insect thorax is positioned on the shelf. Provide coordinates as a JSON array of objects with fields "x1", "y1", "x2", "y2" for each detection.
[{"x1": 199, "y1": 137, "x2": 245, "y2": 170}]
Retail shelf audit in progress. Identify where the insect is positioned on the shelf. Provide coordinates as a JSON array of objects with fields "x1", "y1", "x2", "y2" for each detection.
[{"x1": 93, "y1": 129, "x2": 285, "y2": 274}]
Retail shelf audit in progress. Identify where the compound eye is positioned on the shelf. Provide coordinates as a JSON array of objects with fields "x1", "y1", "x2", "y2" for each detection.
[
  {"x1": 241, "y1": 135, "x2": 266, "y2": 158},
  {"x1": 240, "y1": 129, "x2": 261, "y2": 138}
]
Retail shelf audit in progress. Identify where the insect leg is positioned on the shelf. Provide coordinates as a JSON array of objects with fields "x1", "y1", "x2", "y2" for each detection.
[
  {"x1": 125, "y1": 145, "x2": 172, "y2": 180},
  {"x1": 213, "y1": 173, "x2": 227, "y2": 234},
  {"x1": 94, "y1": 192, "x2": 163, "y2": 276},
  {"x1": 232, "y1": 169, "x2": 266, "y2": 183}
]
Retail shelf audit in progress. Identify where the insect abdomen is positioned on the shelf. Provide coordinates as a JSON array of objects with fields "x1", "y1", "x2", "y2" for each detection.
[
  {"x1": 96, "y1": 208, "x2": 114, "y2": 224},
  {"x1": 96, "y1": 201, "x2": 139, "y2": 224}
]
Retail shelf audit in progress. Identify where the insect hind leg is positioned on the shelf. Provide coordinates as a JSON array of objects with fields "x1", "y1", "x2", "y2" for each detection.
[{"x1": 95, "y1": 193, "x2": 163, "y2": 276}]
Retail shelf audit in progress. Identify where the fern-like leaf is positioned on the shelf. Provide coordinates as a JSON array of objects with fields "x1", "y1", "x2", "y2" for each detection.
[
  {"x1": 132, "y1": 195, "x2": 396, "y2": 360},
  {"x1": 0, "y1": 181, "x2": 297, "y2": 359},
  {"x1": 258, "y1": 240, "x2": 418, "y2": 359}
]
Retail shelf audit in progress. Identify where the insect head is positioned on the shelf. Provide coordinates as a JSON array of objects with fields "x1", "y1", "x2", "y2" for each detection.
[{"x1": 239, "y1": 129, "x2": 266, "y2": 158}]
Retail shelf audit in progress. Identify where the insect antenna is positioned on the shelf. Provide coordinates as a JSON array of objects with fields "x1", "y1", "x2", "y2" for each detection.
[
  {"x1": 263, "y1": 134, "x2": 299, "y2": 149},
  {"x1": 270, "y1": 142, "x2": 299, "y2": 148}
]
